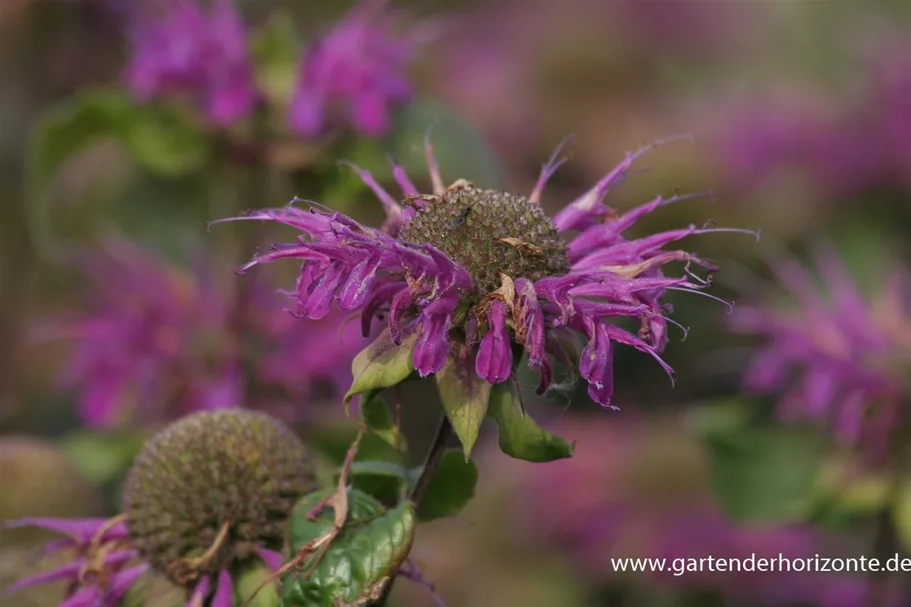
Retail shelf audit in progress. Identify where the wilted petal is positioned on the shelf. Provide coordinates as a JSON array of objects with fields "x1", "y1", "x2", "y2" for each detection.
[
  {"x1": 476, "y1": 301, "x2": 512, "y2": 384},
  {"x1": 579, "y1": 319, "x2": 616, "y2": 408},
  {"x1": 414, "y1": 294, "x2": 457, "y2": 376}
]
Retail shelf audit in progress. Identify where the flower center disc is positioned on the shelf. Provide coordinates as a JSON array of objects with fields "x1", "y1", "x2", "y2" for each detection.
[
  {"x1": 122, "y1": 409, "x2": 316, "y2": 584},
  {"x1": 399, "y1": 186, "x2": 569, "y2": 296}
]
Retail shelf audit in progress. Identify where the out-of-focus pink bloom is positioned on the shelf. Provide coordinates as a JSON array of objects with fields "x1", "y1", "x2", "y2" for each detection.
[
  {"x1": 732, "y1": 246, "x2": 911, "y2": 456},
  {"x1": 288, "y1": 0, "x2": 423, "y2": 138},
  {"x1": 496, "y1": 416, "x2": 893, "y2": 606},
  {"x1": 712, "y1": 39, "x2": 911, "y2": 198},
  {"x1": 2, "y1": 517, "x2": 148, "y2": 606},
  {"x1": 35, "y1": 237, "x2": 365, "y2": 429},
  {"x1": 124, "y1": 0, "x2": 258, "y2": 125}
]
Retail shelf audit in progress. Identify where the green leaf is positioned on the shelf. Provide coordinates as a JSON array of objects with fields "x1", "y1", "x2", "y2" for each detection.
[
  {"x1": 435, "y1": 345, "x2": 491, "y2": 460},
  {"x1": 235, "y1": 563, "x2": 281, "y2": 607},
  {"x1": 703, "y1": 425, "x2": 824, "y2": 522},
  {"x1": 486, "y1": 384, "x2": 574, "y2": 463},
  {"x1": 345, "y1": 329, "x2": 419, "y2": 411},
  {"x1": 893, "y1": 481, "x2": 911, "y2": 554},
  {"x1": 59, "y1": 430, "x2": 146, "y2": 486},
  {"x1": 332, "y1": 461, "x2": 409, "y2": 506},
  {"x1": 27, "y1": 90, "x2": 127, "y2": 257},
  {"x1": 410, "y1": 451, "x2": 477, "y2": 521},
  {"x1": 27, "y1": 89, "x2": 209, "y2": 257},
  {"x1": 391, "y1": 98, "x2": 508, "y2": 189},
  {"x1": 284, "y1": 489, "x2": 416, "y2": 607},
  {"x1": 119, "y1": 102, "x2": 210, "y2": 176},
  {"x1": 359, "y1": 393, "x2": 407, "y2": 452}
]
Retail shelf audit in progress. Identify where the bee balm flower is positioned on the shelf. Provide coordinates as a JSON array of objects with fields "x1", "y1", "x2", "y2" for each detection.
[
  {"x1": 288, "y1": 0, "x2": 422, "y2": 138},
  {"x1": 227, "y1": 136, "x2": 752, "y2": 409},
  {"x1": 733, "y1": 246, "x2": 911, "y2": 453},
  {"x1": 124, "y1": 0, "x2": 258, "y2": 125}
]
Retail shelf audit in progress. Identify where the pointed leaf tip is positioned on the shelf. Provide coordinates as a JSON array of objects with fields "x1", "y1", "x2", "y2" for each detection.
[{"x1": 486, "y1": 384, "x2": 574, "y2": 463}]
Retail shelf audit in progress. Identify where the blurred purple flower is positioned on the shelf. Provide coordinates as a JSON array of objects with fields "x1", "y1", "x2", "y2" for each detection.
[
  {"x1": 497, "y1": 416, "x2": 889, "y2": 606},
  {"x1": 732, "y1": 246, "x2": 911, "y2": 455},
  {"x1": 288, "y1": 0, "x2": 422, "y2": 138},
  {"x1": 713, "y1": 40, "x2": 911, "y2": 198},
  {"x1": 124, "y1": 0, "x2": 258, "y2": 125},
  {"x1": 2, "y1": 516, "x2": 282, "y2": 607},
  {"x1": 35, "y1": 237, "x2": 364, "y2": 428},
  {"x1": 224, "y1": 136, "x2": 752, "y2": 408},
  {"x1": 2, "y1": 517, "x2": 147, "y2": 606}
]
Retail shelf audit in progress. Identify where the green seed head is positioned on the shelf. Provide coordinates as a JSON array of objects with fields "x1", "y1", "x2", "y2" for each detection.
[
  {"x1": 122, "y1": 409, "x2": 316, "y2": 584},
  {"x1": 399, "y1": 185, "x2": 569, "y2": 298}
]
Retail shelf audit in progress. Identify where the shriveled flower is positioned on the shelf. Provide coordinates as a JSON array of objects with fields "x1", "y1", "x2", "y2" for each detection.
[
  {"x1": 124, "y1": 0, "x2": 258, "y2": 124},
  {"x1": 123, "y1": 409, "x2": 315, "y2": 596},
  {"x1": 1, "y1": 517, "x2": 147, "y2": 606},
  {"x1": 34, "y1": 237, "x2": 363, "y2": 429},
  {"x1": 227, "y1": 136, "x2": 753, "y2": 408},
  {"x1": 3, "y1": 410, "x2": 316, "y2": 606},
  {"x1": 288, "y1": 0, "x2": 424, "y2": 138},
  {"x1": 732, "y1": 246, "x2": 911, "y2": 454}
]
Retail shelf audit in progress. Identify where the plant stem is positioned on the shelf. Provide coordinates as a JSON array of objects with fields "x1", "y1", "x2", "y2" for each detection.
[
  {"x1": 867, "y1": 502, "x2": 898, "y2": 607},
  {"x1": 373, "y1": 413, "x2": 454, "y2": 606}
]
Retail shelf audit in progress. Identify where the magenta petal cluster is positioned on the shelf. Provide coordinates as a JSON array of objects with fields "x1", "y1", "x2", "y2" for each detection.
[
  {"x1": 289, "y1": 0, "x2": 419, "y2": 138},
  {"x1": 228, "y1": 136, "x2": 750, "y2": 408},
  {"x1": 2, "y1": 517, "x2": 146, "y2": 606},
  {"x1": 2, "y1": 517, "x2": 283, "y2": 607},
  {"x1": 732, "y1": 246, "x2": 911, "y2": 450},
  {"x1": 124, "y1": 0, "x2": 257, "y2": 124}
]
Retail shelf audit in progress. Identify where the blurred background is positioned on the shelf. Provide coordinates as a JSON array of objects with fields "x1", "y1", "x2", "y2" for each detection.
[{"x1": 1, "y1": 0, "x2": 910, "y2": 606}]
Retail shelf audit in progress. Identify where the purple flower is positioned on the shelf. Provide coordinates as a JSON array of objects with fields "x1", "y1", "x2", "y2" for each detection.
[
  {"x1": 288, "y1": 0, "x2": 423, "y2": 138},
  {"x1": 226, "y1": 135, "x2": 754, "y2": 409},
  {"x1": 492, "y1": 416, "x2": 894, "y2": 607},
  {"x1": 732, "y1": 245, "x2": 911, "y2": 454},
  {"x1": 34, "y1": 237, "x2": 363, "y2": 428},
  {"x1": 124, "y1": 0, "x2": 257, "y2": 125},
  {"x1": 2, "y1": 517, "x2": 147, "y2": 606},
  {"x1": 2, "y1": 516, "x2": 283, "y2": 607}
]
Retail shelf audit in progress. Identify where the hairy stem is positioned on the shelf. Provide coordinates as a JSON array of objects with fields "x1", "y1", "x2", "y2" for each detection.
[{"x1": 373, "y1": 413, "x2": 454, "y2": 605}]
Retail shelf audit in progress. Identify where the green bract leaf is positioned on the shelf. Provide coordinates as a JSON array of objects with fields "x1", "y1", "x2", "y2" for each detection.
[
  {"x1": 486, "y1": 384, "x2": 574, "y2": 462},
  {"x1": 410, "y1": 451, "x2": 478, "y2": 521},
  {"x1": 345, "y1": 329, "x2": 419, "y2": 412},
  {"x1": 283, "y1": 489, "x2": 416, "y2": 607},
  {"x1": 235, "y1": 563, "x2": 281, "y2": 607},
  {"x1": 703, "y1": 425, "x2": 824, "y2": 522},
  {"x1": 359, "y1": 393, "x2": 407, "y2": 452},
  {"x1": 435, "y1": 345, "x2": 491, "y2": 460}
]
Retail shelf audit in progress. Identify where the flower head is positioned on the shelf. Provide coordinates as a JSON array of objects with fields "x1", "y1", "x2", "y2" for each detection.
[
  {"x1": 2, "y1": 517, "x2": 147, "y2": 606},
  {"x1": 228, "y1": 135, "x2": 753, "y2": 408},
  {"x1": 732, "y1": 246, "x2": 911, "y2": 453},
  {"x1": 36, "y1": 237, "x2": 362, "y2": 429},
  {"x1": 123, "y1": 409, "x2": 315, "y2": 589},
  {"x1": 124, "y1": 0, "x2": 257, "y2": 124},
  {"x1": 2, "y1": 410, "x2": 310, "y2": 606},
  {"x1": 289, "y1": 0, "x2": 422, "y2": 138}
]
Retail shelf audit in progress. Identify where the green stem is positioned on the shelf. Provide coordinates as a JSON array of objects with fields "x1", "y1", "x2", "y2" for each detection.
[
  {"x1": 867, "y1": 502, "x2": 898, "y2": 607},
  {"x1": 372, "y1": 413, "x2": 454, "y2": 606}
]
